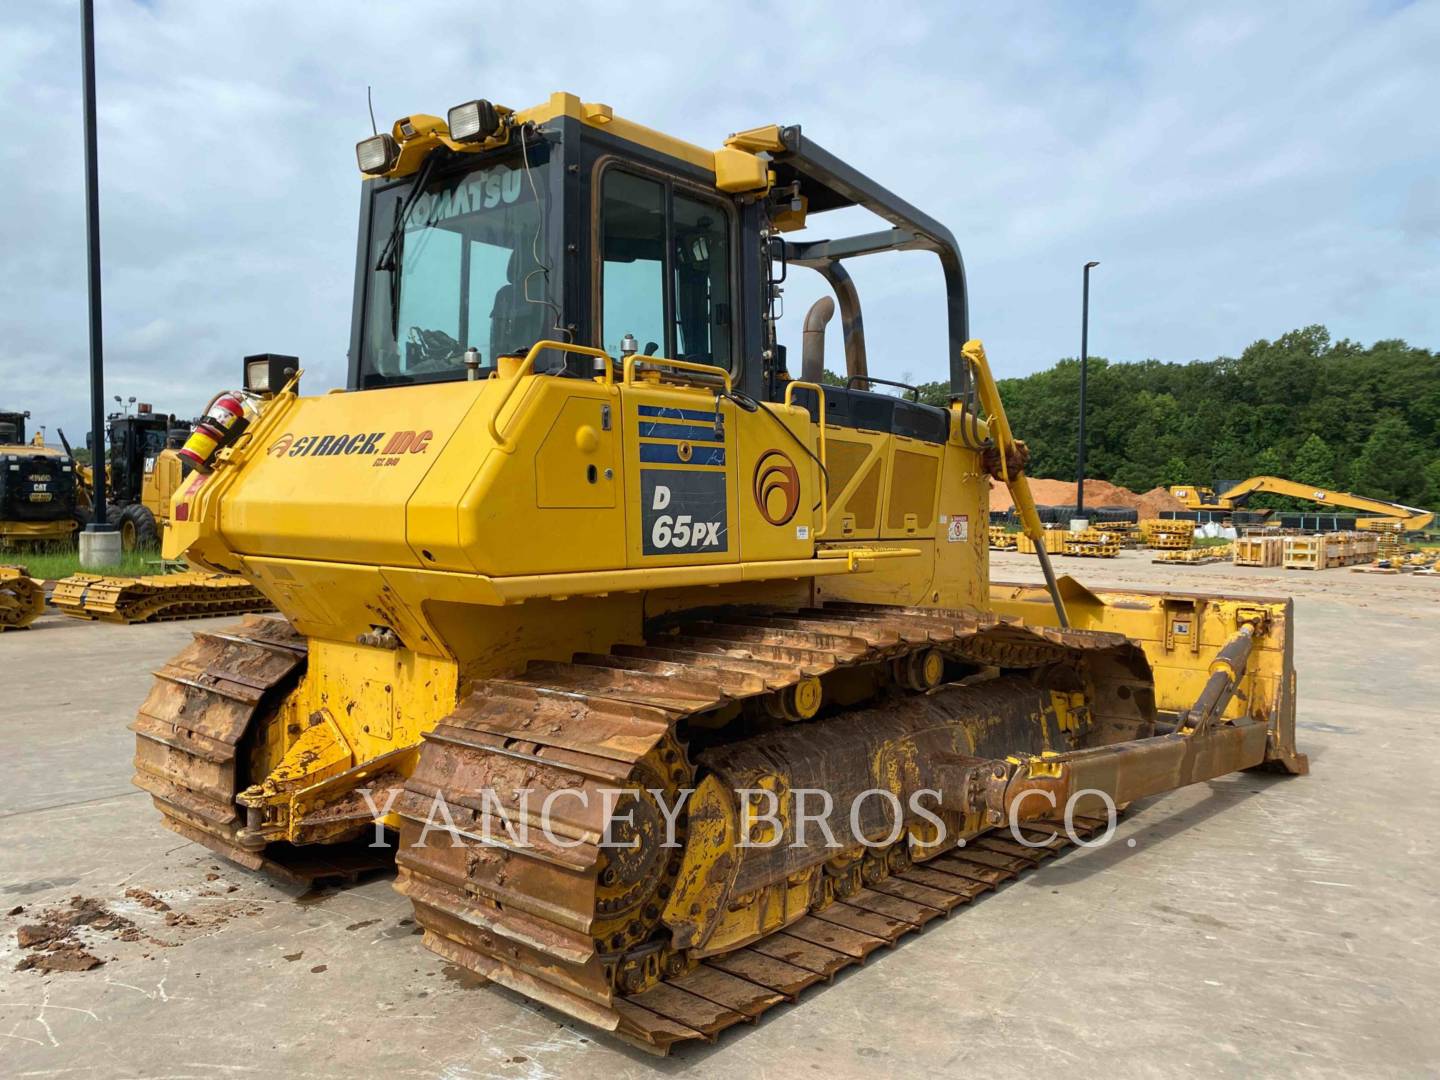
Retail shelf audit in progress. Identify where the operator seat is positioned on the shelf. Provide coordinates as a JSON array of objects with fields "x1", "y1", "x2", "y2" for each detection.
[{"x1": 489, "y1": 249, "x2": 549, "y2": 362}]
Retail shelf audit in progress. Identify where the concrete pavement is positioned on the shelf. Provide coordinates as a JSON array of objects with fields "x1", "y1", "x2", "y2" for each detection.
[{"x1": 1, "y1": 555, "x2": 1437, "y2": 1078}]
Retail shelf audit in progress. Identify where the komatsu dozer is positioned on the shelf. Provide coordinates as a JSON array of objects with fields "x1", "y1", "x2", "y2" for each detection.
[{"x1": 137, "y1": 92, "x2": 1306, "y2": 1052}]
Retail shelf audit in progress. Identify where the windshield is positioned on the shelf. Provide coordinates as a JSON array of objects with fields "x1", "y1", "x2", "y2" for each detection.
[{"x1": 359, "y1": 149, "x2": 553, "y2": 385}]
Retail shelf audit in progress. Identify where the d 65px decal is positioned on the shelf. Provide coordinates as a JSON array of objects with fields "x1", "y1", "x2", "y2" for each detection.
[{"x1": 641, "y1": 470, "x2": 728, "y2": 555}]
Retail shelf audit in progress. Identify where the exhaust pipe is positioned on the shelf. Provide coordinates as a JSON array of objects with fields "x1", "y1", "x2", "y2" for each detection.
[{"x1": 800, "y1": 296, "x2": 835, "y2": 383}]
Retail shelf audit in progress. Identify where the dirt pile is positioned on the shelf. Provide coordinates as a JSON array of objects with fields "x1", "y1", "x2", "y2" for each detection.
[
  {"x1": 9, "y1": 885, "x2": 263, "y2": 974},
  {"x1": 9, "y1": 896, "x2": 138, "y2": 972},
  {"x1": 989, "y1": 478, "x2": 1185, "y2": 520}
]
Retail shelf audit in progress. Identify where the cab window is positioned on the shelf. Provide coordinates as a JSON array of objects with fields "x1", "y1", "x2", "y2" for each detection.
[{"x1": 600, "y1": 168, "x2": 733, "y2": 369}]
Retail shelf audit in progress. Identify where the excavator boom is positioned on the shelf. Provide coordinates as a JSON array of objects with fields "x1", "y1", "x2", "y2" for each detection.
[{"x1": 1171, "y1": 475, "x2": 1433, "y2": 531}]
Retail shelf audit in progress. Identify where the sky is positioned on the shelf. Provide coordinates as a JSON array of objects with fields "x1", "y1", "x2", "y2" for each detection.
[{"x1": 2, "y1": 0, "x2": 1437, "y2": 442}]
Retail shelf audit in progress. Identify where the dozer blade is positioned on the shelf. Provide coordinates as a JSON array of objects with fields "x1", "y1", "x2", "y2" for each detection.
[
  {"x1": 991, "y1": 578, "x2": 1308, "y2": 776},
  {"x1": 0, "y1": 565, "x2": 44, "y2": 631},
  {"x1": 52, "y1": 571, "x2": 274, "y2": 624}
]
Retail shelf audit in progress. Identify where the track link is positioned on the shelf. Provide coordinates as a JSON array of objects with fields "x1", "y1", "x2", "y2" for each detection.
[
  {"x1": 394, "y1": 603, "x2": 1143, "y2": 1048},
  {"x1": 612, "y1": 815, "x2": 1112, "y2": 1052},
  {"x1": 131, "y1": 616, "x2": 307, "y2": 870},
  {"x1": 53, "y1": 572, "x2": 274, "y2": 624},
  {"x1": 0, "y1": 566, "x2": 44, "y2": 630}
]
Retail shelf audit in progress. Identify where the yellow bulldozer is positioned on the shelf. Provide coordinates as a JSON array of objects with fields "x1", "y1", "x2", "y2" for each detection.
[{"x1": 134, "y1": 92, "x2": 1307, "y2": 1052}]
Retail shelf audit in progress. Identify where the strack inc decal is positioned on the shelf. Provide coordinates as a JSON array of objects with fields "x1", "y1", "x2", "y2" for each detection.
[{"x1": 267, "y1": 429, "x2": 433, "y2": 468}]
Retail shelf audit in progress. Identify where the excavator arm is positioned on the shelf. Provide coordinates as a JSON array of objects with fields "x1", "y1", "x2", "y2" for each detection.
[{"x1": 1218, "y1": 475, "x2": 1433, "y2": 531}]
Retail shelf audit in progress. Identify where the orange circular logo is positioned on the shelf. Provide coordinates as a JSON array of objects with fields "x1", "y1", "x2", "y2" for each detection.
[
  {"x1": 267, "y1": 433, "x2": 294, "y2": 457},
  {"x1": 754, "y1": 449, "x2": 801, "y2": 526}
]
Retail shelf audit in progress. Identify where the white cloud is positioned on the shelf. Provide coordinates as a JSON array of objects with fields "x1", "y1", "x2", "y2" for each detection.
[{"x1": 1, "y1": 0, "x2": 1436, "y2": 441}]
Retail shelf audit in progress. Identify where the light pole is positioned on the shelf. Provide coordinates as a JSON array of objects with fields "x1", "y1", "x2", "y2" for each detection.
[
  {"x1": 1075, "y1": 260, "x2": 1099, "y2": 525},
  {"x1": 79, "y1": 0, "x2": 118, "y2": 566}
]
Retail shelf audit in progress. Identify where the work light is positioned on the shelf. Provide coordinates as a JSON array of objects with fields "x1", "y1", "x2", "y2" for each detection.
[
  {"x1": 447, "y1": 99, "x2": 500, "y2": 143},
  {"x1": 244, "y1": 354, "x2": 299, "y2": 396},
  {"x1": 356, "y1": 133, "x2": 400, "y2": 175}
]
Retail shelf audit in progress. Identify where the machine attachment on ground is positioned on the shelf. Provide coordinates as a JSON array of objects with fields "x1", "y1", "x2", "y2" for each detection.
[{"x1": 0, "y1": 565, "x2": 44, "y2": 630}]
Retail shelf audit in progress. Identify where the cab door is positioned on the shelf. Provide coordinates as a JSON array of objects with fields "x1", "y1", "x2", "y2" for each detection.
[
  {"x1": 619, "y1": 386, "x2": 737, "y2": 567},
  {"x1": 595, "y1": 161, "x2": 743, "y2": 568}
]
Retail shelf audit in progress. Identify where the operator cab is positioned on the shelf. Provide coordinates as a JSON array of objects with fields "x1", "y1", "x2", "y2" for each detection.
[
  {"x1": 0, "y1": 411, "x2": 28, "y2": 446},
  {"x1": 345, "y1": 93, "x2": 973, "y2": 450}
]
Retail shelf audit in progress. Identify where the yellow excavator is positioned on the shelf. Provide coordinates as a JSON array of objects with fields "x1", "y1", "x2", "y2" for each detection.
[
  {"x1": 134, "y1": 92, "x2": 1306, "y2": 1052},
  {"x1": 1170, "y1": 477, "x2": 1433, "y2": 532}
]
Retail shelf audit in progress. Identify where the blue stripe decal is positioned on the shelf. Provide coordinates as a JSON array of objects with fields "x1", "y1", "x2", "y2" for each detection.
[
  {"x1": 637, "y1": 405, "x2": 718, "y2": 423},
  {"x1": 639, "y1": 444, "x2": 727, "y2": 466},
  {"x1": 638, "y1": 421, "x2": 724, "y2": 442}
]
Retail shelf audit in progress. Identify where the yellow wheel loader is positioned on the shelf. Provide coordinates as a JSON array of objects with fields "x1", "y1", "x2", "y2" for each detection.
[{"x1": 137, "y1": 92, "x2": 1306, "y2": 1052}]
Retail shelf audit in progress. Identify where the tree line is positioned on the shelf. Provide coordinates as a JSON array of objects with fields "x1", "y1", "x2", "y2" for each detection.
[{"x1": 888, "y1": 326, "x2": 1437, "y2": 509}]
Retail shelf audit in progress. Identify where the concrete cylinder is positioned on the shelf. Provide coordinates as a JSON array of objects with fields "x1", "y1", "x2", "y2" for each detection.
[{"x1": 78, "y1": 528, "x2": 122, "y2": 570}]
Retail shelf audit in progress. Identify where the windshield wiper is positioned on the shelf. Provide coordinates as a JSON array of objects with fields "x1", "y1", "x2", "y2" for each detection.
[{"x1": 373, "y1": 151, "x2": 442, "y2": 335}]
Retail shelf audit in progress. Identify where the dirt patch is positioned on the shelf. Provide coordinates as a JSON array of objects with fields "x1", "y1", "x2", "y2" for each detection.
[
  {"x1": 10, "y1": 895, "x2": 138, "y2": 973},
  {"x1": 17, "y1": 943, "x2": 105, "y2": 973},
  {"x1": 441, "y1": 962, "x2": 489, "y2": 988},
  {"x1": 124, "y1": 887, "x2": 171, "y2": 912},
  {"x1": 989, "y1": 477, "x2": 1185, "y2": 520},
  {"x1": 9, "y1": 890, "x2": 266, "y2": 974}
]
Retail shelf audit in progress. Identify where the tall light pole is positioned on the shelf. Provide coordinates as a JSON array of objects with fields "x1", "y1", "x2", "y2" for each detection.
[
  {"x1": 79, "y1": 0, "x2": 117, "y2": 566},
  {"x1": 1075, "y1": 260, "x2": 1099, "y2": 523}
]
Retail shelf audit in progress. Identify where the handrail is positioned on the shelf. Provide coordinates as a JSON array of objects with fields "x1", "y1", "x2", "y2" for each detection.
[
  {"x1": 622, "y1": 355, "x2": 732, "y2": 392},
  {"x1": 487, "y1": 340, "x2": 615, "y2": 453},
  {"x1": 783, "y1": 379, "x2": 829, "y2": 536}
]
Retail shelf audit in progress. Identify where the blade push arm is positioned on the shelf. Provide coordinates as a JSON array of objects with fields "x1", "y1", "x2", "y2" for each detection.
[{"x1": 963, "y1": 339, "x2": 1069, "y2": 628}]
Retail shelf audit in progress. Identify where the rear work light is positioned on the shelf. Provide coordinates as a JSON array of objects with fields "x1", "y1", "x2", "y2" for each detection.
[
  {"x1": 356, "y1": 133, "x2": 400, "y2": 174},
  {"x1": 446, "y1": 99, "x2": 501, "y2": 143}
]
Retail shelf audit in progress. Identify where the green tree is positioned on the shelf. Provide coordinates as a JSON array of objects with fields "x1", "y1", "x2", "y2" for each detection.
[
  {"x1": 1290, "y1": 434, "x2": 1335, "y2": 489},
  {"x1": 1353, "y1": 415, "x2": 1423, "y2": 503},
  {"x1": 982, "y1": 328, "x2": 1436, "y2": 506},
  {"x1": 1422, "y1": 459, "x2": 1440, "y2": 509},
  {"x1": 1158, "y1": 456, "x2": 1191, "y2": 487}
]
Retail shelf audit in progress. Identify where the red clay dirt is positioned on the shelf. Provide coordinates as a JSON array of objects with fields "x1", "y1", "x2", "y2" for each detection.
[{"x1": 989, "y1": 478, "x2": 1185, "y2": 520}]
